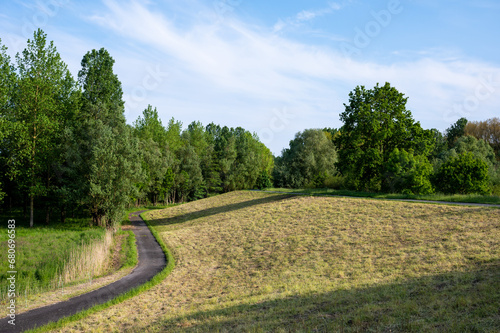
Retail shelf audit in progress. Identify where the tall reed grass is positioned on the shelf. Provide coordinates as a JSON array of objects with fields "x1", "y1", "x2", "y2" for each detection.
[{"x1": 60, "y1": 229, "x2": 113, "y2": 284}]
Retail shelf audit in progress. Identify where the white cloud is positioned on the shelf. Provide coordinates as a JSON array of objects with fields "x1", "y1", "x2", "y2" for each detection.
[
  {"x1": 85, "y1": 0, "x2": 500, "y2": 154},
  {"x1": 273, "y1": 2, "x2": 346, "y2": 33}
]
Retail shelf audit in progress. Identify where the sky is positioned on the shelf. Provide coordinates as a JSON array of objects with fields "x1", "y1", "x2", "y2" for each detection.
[{"x1": 1, "y1": 0, "x2": 500, "y2": 155}]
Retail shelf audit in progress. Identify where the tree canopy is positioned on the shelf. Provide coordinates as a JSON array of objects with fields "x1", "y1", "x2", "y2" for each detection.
[{"x1": 334, "y1": 82, "x2": 433, "y2": 192}]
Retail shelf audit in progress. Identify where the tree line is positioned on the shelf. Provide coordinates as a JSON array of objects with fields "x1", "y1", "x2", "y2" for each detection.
[
  {"x1": 0, "y1": 30, "x2": 273, "y2": 228},
  {"x1": 274, "y1": 83, "x2": 500, "y2": 196}
]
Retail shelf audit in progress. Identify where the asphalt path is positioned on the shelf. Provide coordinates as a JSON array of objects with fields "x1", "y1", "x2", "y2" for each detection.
[{"x1": 0, "y1": 211, "x2": 166, "y2": 333}]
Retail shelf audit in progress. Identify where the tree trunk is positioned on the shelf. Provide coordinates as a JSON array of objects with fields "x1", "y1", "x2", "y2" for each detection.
[
  {"x1": 23, "y1": 196, "x2": 27, "y2": 218},
  {"x1": 46, "y1": 206, "x2": 50, "y2": 225},
  {"x1": 61, "y1": 208, "x2": 66, "y2": 224},
  {"x1": 30, "y1": 195, "x2": 34, "y2": 228}
]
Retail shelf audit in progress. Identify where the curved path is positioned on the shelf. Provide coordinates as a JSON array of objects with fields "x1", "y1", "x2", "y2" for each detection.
[{"x1": 0, "y1": 211, "x2": 166, "y2": 333}]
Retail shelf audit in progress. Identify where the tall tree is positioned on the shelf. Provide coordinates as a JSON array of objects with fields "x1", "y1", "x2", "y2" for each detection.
[
  {"x1": 134, "y1": 105, "x2": 168, "y2": 145},
  {"x1": 73, "y1": 48, "x2": 140, "y2": 227},
  {"x1": 13, "y1": 29, "x2": 72, "y2": 226},
  {"x1": 0, "y1": 39, "x2": 17, "y2": 203},
  {"x1": 334, "y1": 83, "x2": 433, "y2": 192},
  {"x1": 133, "y1": 105, "x2": 170, "y2": 205}
]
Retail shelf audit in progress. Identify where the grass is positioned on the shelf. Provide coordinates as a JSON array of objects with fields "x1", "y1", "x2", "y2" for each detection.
[
  {"x1": 265, "y1": 187, "x2": 500, "y2": 205},
  {"x1": 0, "y1": 208, "x2": 140, "y2": 312},
  {"x1": 0, "y1": 210, "x2": 110, "y2": 306},
  {"x1": 52, "y1": 191, "x2": 500, "y2": 332}
]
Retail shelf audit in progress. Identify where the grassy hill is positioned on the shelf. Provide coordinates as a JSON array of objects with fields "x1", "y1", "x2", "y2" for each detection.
[{"x1": 57, "y1": 191, "x2": 499, "y2": 332}]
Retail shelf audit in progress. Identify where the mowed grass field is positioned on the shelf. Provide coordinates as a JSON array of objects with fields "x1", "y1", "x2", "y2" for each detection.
[{"x1": 54, "y1": 191, "x2": 499, "y2": 332}]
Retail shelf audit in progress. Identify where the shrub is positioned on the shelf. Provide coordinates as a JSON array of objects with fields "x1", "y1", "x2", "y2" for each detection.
[
  {"x1": 435, "y1": 152, "x2": 490, "y2": 194},
  {"x1": 255, "y1": 171, "x2": 272, "y2": 190},
  {"x1": 383, "y1": 149, "x2": 434, "y2": 194}
]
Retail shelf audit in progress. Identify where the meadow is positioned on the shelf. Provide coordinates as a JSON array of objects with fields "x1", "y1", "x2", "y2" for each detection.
[{"x1": 52, "y1": 191, "x2": 500, "y2": 332}]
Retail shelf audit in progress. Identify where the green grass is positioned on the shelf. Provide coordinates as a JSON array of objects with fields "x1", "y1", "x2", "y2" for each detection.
[
  {"x1": 53, "y1": 191, "x2": 499, "y2": 332},
  {"x1": 0, "y1": 209, "x2": 107, "y2": 303},
  {"x1": 265, "y1": 187, "x2": 500, "y2": 205},
  {"x1": 121, "y1": 229, "x2": 138, "y2": 269}
]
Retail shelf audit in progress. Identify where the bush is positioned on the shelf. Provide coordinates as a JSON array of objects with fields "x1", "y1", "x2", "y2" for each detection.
[
  {"x1": 435, "y1": 152, "x2": 490, "y2": 194},
  {"x1": 383, "y1": 149, "x2": 434, "y2": 195},
  {"x1": 255, "y1": 171, "x2": 272, "y2": 190},
  {"x1": 324, "y1": 175, "x2": 345, "y2": 189}
]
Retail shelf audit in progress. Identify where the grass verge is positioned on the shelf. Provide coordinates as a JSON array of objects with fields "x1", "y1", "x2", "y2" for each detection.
[{"x1": 265, "y1": 187, "x2": 500, "y2": 205}]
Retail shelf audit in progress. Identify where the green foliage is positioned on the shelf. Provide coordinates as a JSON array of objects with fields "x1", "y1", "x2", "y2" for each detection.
[
  {"x1": 428, "y1": 128, "x2": 448, "y2": 162},
  {"x1": 335, "y1": 83, "x2": 433, "y2": 192},
  {"x1": 273, "y1": 129, "x2": 337, "y2": 188},
  {"x1": 71, "y1": 48, "x2": 141, "y2": 227},
  {"x1": 433, "y1": 135, "x2": 500, "y2": 192},
  {"x1": 256, "y1": 171, "x2": 273, "y2": 189},
  {"x1": 383, "y1": 149, "x2": 434, "y2": 194},
  {"x1": 435, "y1": 152, "x2": 490, "y2": 195},
  {"x1": 446, "y1": 117, "x2": 467, "y2": 148},
  {"x1": 454, "y1": 135, "x2": 497, "y2": 167},
  {"x1": 133, "y1": 105, "x2": 171, "y2": 205}
]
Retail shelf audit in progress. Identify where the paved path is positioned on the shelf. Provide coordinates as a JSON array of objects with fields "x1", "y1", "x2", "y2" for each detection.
[{"x1": 0, "y1": 211, "x2": 166, "y2": 333}]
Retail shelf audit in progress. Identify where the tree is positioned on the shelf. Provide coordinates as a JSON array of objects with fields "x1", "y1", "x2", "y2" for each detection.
[
  {"x1": 177, "y1": 144, "x2": 204, "y2": 201},
  {"x1": 78, "y1": 48, "x2": 125, "y2": 127},
  {"x1": 434, "y1": 152, "x2": 490, "y2": 195},
  {"x1": 428, "y1": 128, "x2": 448, "y2": 160},
  {"x1": 334, "y1": 83, "x2": 433, "y2": 192},
  {"x1": 134, "y1": 105, "x2": 168, "y2": 145},
  {"x1": 256, "y1": 170, "x2": 272, "y2": 189},
  {"x1": 0, "y1": 39, "x2": 16, "y2": 203},
  {"x1": 214, "y1": 125, "x2": 237, "y2": 192},
  {"x1": 73, "y1": 48, "x2": 140, "y2": 227},
  {"x1": 133, "y1": 105, "x2": 170, "y2": 205},
  {"x1": 12, "y1": 29, "x2": 73, "y2": 226},
  {"x1": 274, "y1": 129, "x2": 337, "y2": 188},
  {"x1": 466, "y1": 118, "x2": 500, "y2": 160},
  {"x1": 445, "y1": 117, "x2": 467, "y2": 149}
]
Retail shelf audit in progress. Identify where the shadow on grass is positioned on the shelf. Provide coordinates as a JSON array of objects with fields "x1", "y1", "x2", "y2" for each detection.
[
  {"x1": 148, "y1": 194, "x2": 295, "y2": 227},
  {"x1": 150, "y1": 261, "x2": 500, "y2": 332}
]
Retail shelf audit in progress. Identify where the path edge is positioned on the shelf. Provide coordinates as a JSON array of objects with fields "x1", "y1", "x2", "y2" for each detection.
[{"x1": 26, "y1": 211, "x2": 175, "y2": 333}]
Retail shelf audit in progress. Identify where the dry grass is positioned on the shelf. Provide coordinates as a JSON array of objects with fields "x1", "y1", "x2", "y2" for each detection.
[
  {"x1": 51, "y1": 191, "x2": 500, "y2": 332},
  {"x1": 60, "y1": 229, "x2": 114, "y2": 285}
]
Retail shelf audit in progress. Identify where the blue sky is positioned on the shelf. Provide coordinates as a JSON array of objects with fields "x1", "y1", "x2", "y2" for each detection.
[{"x1": 1, "y1": 0, "x2": 500, "y2": 154}]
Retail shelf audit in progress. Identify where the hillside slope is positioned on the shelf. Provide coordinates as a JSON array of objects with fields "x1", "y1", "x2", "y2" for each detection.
[{"x1": 57, "y1": 191, "x2": 500, "y2": 332}]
